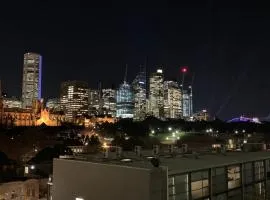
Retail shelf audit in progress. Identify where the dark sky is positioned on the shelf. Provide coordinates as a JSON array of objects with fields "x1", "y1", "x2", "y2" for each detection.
[{"x1": 0, "y1": 0, "x2": 270, "y2": 120}]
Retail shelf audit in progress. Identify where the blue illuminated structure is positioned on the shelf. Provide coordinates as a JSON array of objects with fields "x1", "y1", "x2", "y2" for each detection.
[
  {"x1": 38, "y1": 55, "x2": 42, "y2": 99},
  {"x1": 227, "y1": 116, "x2": 261, "y2": 124},
  {"x1": 116, "y1": 82, "x2": 134, "y2": 118}
]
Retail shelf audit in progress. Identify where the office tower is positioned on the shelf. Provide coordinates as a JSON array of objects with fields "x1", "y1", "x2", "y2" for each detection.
[
  {"x1": 189, "y1": 85, "x2": 193, "y2": 116},
  {"x1": 88, "y1": 89, "x2": 101, "y2": 116},
  {"x1": 149, "y1": 68, "x2": 164, "y2": 119},
  {"x1": 102, "y1": 88, "x2": 116, "y2": 117},
  {"x1": 163, "y1": 81, "x2": 182, "y2": 119},
  {"x1": 132, "y1": 66, "x2": 146, "y2": 121},
  {"x1": 116, "y1": 66, "x2": 134, "y2": 119},
  {"x1": 60, "y1": 81, "x2": 88, "y2": 121},
  {"x1": 116, "y1": 82, "x2": 134, "y2": 119},
  {"x1": 182, "y1": 86, "x2": 193, "y2": 117},
  {"x1": 46, "y1": 98, "x2": 61, "y2": 111},
  {"x1": 22, "y1": 52, "x2": 42, "y2": 109},
  {"x1": 3, "y1": 97, "x2": 22, "y2": 109}
]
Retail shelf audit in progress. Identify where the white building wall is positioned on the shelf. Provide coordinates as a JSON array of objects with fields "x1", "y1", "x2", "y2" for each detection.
[{"x1": 52, "y1": 159, "x2": 167, "y2": 200}]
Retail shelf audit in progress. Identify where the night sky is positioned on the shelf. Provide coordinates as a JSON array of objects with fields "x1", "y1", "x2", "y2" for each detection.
[{"x1": 0, "y1": 0, "x2": 270, "y2": 120}]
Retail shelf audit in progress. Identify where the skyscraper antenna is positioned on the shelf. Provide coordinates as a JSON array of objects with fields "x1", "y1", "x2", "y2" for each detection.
[{"x1": 124, "y1": 64, "x2": 128, "y2": 83}]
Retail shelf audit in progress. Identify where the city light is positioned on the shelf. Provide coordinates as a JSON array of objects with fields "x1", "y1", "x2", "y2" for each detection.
[
  {"x1": 157, "y1": 69, "x2": 163, "y2": 73},
  {"x1": 30, "y1": 165, "x2": 35, "y2": 170},
  {"x1": 102, "y1": 142, "x2": 109, "y2": 149},
  {"x1": 168, "y1": 127, "x2": 172, "y2": 131},
  {"x1": 151, "y1": 130, "x2": 155, "y2": 134},
  {"x1": 181, "y1": 67, "x2": 187, "y2": 73}
]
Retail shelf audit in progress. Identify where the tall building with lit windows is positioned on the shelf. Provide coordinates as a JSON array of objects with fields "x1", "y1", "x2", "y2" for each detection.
[
  {"x1": 60, "y1": 81, "x2": 88, "y2": 121},
  {"x1": 22, "y1": 53, "x2": 42, "y2": 109},
  {"x1": 88, "y1": 89, "x2": 101, "y2": 116},
  {"x1": 102, "y1": 88, "x2": 116, "y2": 117},
  {"x1": 132, "y1": 67, "x2": 146, "y2": 121},
  {"x1": 182, "y1": 86, "x2": 193, "y2": 118},
  {"x1": 116, "y1": 82, "x2": 134, "y2": 119},
  {"x1": 149, "y1": 68, "x2": 164, "y2": 119},
  {"x1": 164, "y1": 81, "x2": 182, "y2": 119}
]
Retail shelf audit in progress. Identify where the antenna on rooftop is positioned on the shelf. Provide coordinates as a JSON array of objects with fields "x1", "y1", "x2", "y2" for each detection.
[{"x1": 124, "y1": 64, "x2": 128, "y2": 83}]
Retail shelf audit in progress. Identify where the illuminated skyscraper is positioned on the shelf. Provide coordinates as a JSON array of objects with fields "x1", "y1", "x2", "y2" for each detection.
[
  {"x1": 22, "y1": 53, "x2": 42, "y2": 108},
  {"x1": 88, "y1": 89, "x2": 101, "y2": 116},
  {"x1": 132, "y1": 66, "x2": 146, "y2": 121},
  {"x1": 149, "y1": 68, "x2": 164, "y2": 119},
  {"x1": 182, "y1": 86, "x2": 193, "y2": 117},
  {"x1": 102, "y1": 88, "x2": 116, "y2": 117},
  {"x1": 60, "y1": 81, "x2": 88, "y2": 121},
  {"x1": 116, "y1": 83, "x2": 134, "y2": 119},
  {"x1": 164, "y1": 81, "x2": 182, "y2": 119}
]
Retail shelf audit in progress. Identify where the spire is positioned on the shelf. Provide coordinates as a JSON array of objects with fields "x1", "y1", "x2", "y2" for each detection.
[{"x1": 124, "y1": 64, "x2": 128, "y2": 83}]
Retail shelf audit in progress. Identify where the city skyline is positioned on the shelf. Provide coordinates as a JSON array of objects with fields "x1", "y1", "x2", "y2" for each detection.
[{"x1": 1, "y1": 1, "x2": 270, "y2": 119}]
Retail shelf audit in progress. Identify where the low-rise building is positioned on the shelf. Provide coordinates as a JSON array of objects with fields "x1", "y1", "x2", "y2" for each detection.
[
  {"x1": 0, "y1": 179, "x2": 39, "y2": 200},
  {"x1": 52, "y1": 148, "x2": 270, "y2": 200}
]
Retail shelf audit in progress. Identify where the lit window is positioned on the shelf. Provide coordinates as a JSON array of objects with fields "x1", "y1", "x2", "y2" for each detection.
[{"x1": 75, "y1": 198, "x2": 84, "y2": 200}]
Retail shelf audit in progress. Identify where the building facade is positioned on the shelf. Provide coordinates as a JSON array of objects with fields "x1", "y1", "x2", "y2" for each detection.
[
  {"x1": 88, "y1": 89, "x2": 101, "y2": 116},
  {"x1": 102, "y1": 88, "x2": 116, "y2": 117},
  {"x1": 149, "y1": 68, "x2": 164, "y2": 119},
  {"x1": 116, "y1": 82, "x2": 134, "y2": 119},
  {"x1": 132, "y1": 67, "x2": 147, "y2": 121},
  {"x1": 3, "y1": 97, "x2": 22, "y2": 109},
  {"x1": 182, "y1": 87, "x2": 193, "y2": 118},
  {"x1": 52, "y1": 151, "x2": 270, "y2": 200},
  {"x1": 60, "y1": 81, "x2": 88, "y2": 121},
  {"x1": 46, "y1": 98, "x2": 61, "y2": 112},
  {"x1": 22, "y1": 53, "x2": 42, "y2": 109},
  {"x1": 163, "y1": 81, "x2": 182, "y2": 119}
]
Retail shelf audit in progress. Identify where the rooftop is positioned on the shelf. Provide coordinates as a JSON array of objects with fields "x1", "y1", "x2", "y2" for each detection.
[{"x1": 60, "y1": 150, "x2": 270, "y2": 175}]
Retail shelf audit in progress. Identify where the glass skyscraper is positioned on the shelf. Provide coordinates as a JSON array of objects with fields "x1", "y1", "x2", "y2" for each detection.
[
  {"x1": 182, "y1": 86, "x2": 193, "y2": 118},
  {"x1": 22, "y1": 52, "x2": 42, "y2": 108},
  {"x1": 102, "y1": 88, "x2": 116, "y2": 117},
  {"x1": 116, "y1": 82, "x2": 134, "y2": 119},
  {"x1": 149, "y1": 68, "x2": 164, "y2": 119},
  {"x1": 132, "y1": 67, "x2": 146, "y2": 121}
]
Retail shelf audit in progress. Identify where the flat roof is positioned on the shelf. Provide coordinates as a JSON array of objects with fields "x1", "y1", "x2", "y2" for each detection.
[{"x1": 61, "y1": 151, "x2": 270, "y2": 175}]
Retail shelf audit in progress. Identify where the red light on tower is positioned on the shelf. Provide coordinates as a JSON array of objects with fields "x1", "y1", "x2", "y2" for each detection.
[{"x1": 181, "y1": 66, "x2": 188, "y2": 73}]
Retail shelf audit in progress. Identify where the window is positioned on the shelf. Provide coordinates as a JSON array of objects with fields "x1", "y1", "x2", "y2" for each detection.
[
  {"x1": 244, "y1": 162, "x2": 253, "y2": 184},
  {"x1": 191, "y1": 171, "x2": 209, "y2": 199},
  {"x1": 76, "y1": 198, "x2": 84, "y2": 200},
  {"x1": 212, "y1": 167, "x2": 227, "y2": 194},
  {"x1": 228, "y1": 165, "x2": 241, "y2": 189},
  {"x1": 254, "y1": 161, "x2": 264, "y2": 181},
  {"x1": 168, "y1": 174, "x2": 189, "y2": 200}
]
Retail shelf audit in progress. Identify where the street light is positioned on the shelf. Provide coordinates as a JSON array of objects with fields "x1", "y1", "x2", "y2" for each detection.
[
  {"x1": 151, "y1": 130, "x2": 155, "y2": 134},
  {"x1": 168, "y1": 127, "x2": 172, "y2": 131}
]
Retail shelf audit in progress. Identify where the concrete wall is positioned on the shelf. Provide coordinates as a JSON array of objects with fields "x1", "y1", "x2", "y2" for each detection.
[{"x1": 52, "y1": 159, "x2": 167, "y2": 200}]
